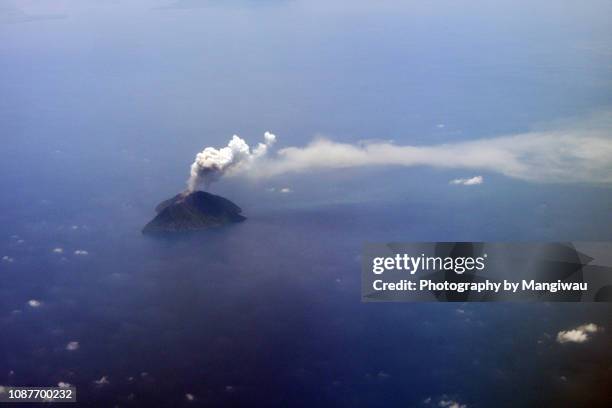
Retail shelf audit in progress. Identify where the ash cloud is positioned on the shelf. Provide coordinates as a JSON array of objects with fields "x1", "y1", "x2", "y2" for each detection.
[
  {"x1": 253, "y1": 131, "x2": 612, "y2": 183},
  {"x1": 187, "y1": 132, "x2": 276, "y2": 191},
  {"x1": 185, "y1": 118, "x2": 612, "y2": 189}
]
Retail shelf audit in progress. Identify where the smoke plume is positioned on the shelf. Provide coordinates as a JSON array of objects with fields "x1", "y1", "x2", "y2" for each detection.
[
  {"x1": 251, "y1": 131, "x2": 612, "y2": 183},
  {"x1": 187, "y1": 132, "x2": 276, "y2": 191},
  {"x1": 186, "y1": 121, "x2": 612, "y2": 189}
]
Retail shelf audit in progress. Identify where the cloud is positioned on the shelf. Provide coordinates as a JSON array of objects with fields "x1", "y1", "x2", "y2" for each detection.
[
  {"x1": 27, "y1": 300, "x2": 41, "y2": 308},
  {"x1": 450, "y1": 176, "x2": 483, "y2": 185},
  {"x1": 65, "y1": 341, "x2": 79, "y2": 351},
  {"x1": 74, "y1": 250, "x2": 89, "y2": 256},
  {"x1": 424, "y1": 395, "x2": 467, "y2": 408},
  {"x1": 53, "y1": 248, "x2": 64, "y2": 254},
  {"x1": 439, "y1": 401, "x2": 467, "y2": 408},
  {"x1": 557, "y1": 323, "x2": 602, "y2": 344},
  {"x1": 57, "y1": 382, "x2": 71, "y2": 388},
  {"x1": 2, "y1": 256, "x2": 14, "y2": 263},
  {"x1": 94, "y1": 376, "x2": 109, "y2": 386},
  {"x1": 280, "y1": 187, "x2": 292, "y2": 193},
  {"x1": 185, "y1": 393, "x2": 195, "y2": 401}
]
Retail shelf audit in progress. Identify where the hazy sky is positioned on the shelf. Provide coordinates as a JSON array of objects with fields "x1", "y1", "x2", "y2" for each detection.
[{"x1": 1, "y1": 0, "x2": 611, "y2": 226}]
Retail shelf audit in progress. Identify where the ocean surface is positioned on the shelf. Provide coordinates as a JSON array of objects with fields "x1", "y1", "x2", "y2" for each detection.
[{"x1": 1, "y1": 184, "x2": 611, "y2": 406}]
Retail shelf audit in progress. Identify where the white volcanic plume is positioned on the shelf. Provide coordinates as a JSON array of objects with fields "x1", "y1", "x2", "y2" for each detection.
[
  {"x1": 186, "y1": 114, "x2": 612, "y2": 189},
  {"x1": 250, "y1": 130, "x2": 612, "y2": 183},
  {"x1": 187, "y1": 132, "x2": 276, "y2": 191}
]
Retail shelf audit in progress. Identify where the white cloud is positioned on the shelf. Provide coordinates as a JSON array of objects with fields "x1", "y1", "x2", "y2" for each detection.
[
  {"x1": 27, "y1": 300, "x2": 41, "y2": 308},
  {"x1": 424, "y1": 395, "x2": 467, "y2": 408},
  {"x1": 2, "y1": 256, "x2": 14, "y2": 263},
  {"x1": 439, "y1": 400, "x2": 467, "y2": 408},
  {"x1": 74, "y1": 250, "x2": 88, "y2": 256},
  {"x1": 57, "y1": 382, "x2": 71, "y2": 388},
  {"x1": 280, "y1": 187, "x2": 292, "y2": 193},
  {"x1": 557, "y1": 323, "x2": 602, "y2": 344},
  {"x1": 53, "y1": 248, "x2": 64, "y2": 254},
  {"x1": 94, "y1": 376, "x2": 109, "y2": 386},
  {"x1": 450, "y1": 176, "x2": 483, "y2": 185},
  {"x1": 65, "y1": 341, "x2": 79, "y2": 351},
  {"x1": 185, "y1": 393, "x2": 195, "y2": 401}
]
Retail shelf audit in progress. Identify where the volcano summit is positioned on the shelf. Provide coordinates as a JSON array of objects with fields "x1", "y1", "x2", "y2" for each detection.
[{"x1": 142, "y1": 191, "x2": 246, "y2": 234}]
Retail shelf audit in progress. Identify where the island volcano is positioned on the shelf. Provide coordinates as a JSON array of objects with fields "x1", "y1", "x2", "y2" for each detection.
[{"x1": 142, "y1": 191, "x2": 246, "y2": 234}]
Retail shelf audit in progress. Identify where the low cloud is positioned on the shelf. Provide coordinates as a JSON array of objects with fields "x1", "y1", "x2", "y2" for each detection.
[
  {"x1": 557, "y1": 323, "x2": 602, "y2": 344},
  {"x1": 27, "y1": 300, "x2": 41, "y2": 308},
  {"x1": 439, "y1": 400, "x2": 467, "y2": 408},
  {"x1": 450, "y1": 176, "x2": 483, "y2": 185},
  {"x1": 74, "y1": 250, "x2": 89, "y2": 256},
  {"x1": 65, "y1": 341, "x2": 79, "y2": 351},
  {"x1": 93, "y1": 376, "x2": 109, "y2": 386},
  {"x1": 424, "y1": 395, "x2": 467, "y2": 408}
]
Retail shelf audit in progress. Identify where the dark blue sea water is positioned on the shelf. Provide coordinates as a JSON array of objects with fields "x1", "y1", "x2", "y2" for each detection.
[
  {"x1": 1, "y1": 182, "x2": 611, "y2": 406},
  {"x1": 1, "y1": 1, "x2": 611, "y2": 406}
]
